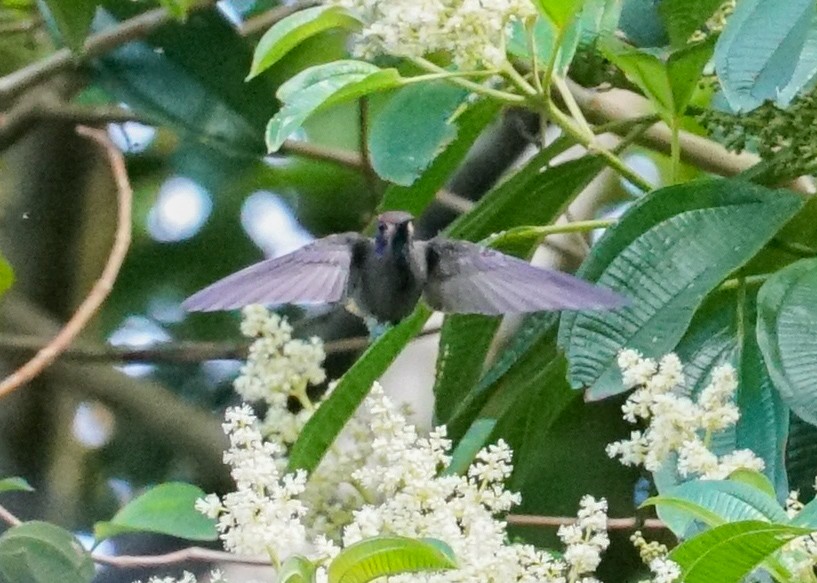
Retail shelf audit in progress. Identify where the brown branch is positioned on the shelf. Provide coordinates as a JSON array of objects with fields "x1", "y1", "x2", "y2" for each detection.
[
  {"x1": 0, "y1": 326, "x2": 442, "y2": 364},
  {"x1": 507, "y1": 514, "x2": 666, "y2": 530},
  {"x1": 92, "y1": 546, "x2": 270, "y2": 568},
  {"x1": 0, "y1": 127, "x2": 132, "y2": 399},
  {"x1": 278, "y1": 140, "x2": 365, "y2": 170},
  {"x1": 239, "y1": 1, "x2": 320, "y2": 37},
  {"x1": 565, "y1": 79, "x2": 816, "y2": 195}
]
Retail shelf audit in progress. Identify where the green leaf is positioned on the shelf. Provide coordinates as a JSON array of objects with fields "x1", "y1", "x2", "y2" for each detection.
[
  {"x1": 328, "y1": 536, "x2": 456, "y2": 583},
  {"x1": 287, "y1": 306, "x2": 431, "y2": 474},
  {"x1": 644, "y1": 479, "x2": 789, "y2": 537},
  {"x1": 669, "y1": 521, "x2": 810, "y2": 583},
  {"x1": 532, "y1": 0, "x2": 584, "y2": 30},
  {"x1": 368, "y1": 82, "x2": 467, "y2": 186},
  {"x1": 560, "y1": 179, "x2": 803, "y2": 400},
  {"x1": 0, "y1": 477, "x2": 33, "y2": 494},
  {"x1": 757, "y1": 257, "x2": 817, "y2": 427},
  {"x1": 659, "y1": 0, "x2": 724, "y2": 46},
  {"x1": 277, "y1": 555, "x2": 317, "y2": 583},
  {"x1": 666, "y1": 36, "x2": 716, "y2": 117},
  {"x1": 601, "y1": 37, "x2": 673, "y2": 118},
  {"x1": 0, "y1": 521, "x2": 94, "y2": 583},
  {"x1": 41, "y1": 0, "x2": 96, "y2": 53},
  {"x1": 602, "y1": 36, "x2": 714, "y2": 120},
  {"x1": 433, "y1": 314, "x2": 501, "y2": 424},
  {"x1": 791, "y1": 497, "x2": 817, "y2": 528},
  {"x1": 728, "y1": 469, "x2": 777, "y2": 500},
  {"x1": 267, "y1": 61, "x2": 405, "y2": 152},
  {"x1": 380, "y1": 99, "x2": 501, "y2": 217},
  {"x1": 159, "y1": 0, "x2": 196, "y2": 21},
  {"x1": 247, "y1": 6, "x2": 361, "y2": 79},
  {"x1": 443, "y1": 419, "x2": 497, "y2": 476},
  {"x1": 507, "y1": 16, "x2": 583, "y2": 76},
  {"x1": 0, "y1": 253, "x2": 14, "y2": 298},
  {"x1": 714, "y1": 0, "x2": 814, "y2": 112},
  {"x1": 449, "y1": 143, "x2": 602, "y2": 241},
  {"x1": 777, "y1": 15, "x2": 817, "y2": 107},
  {"x1": 93, "y1": 482, "x2": 217, "y2": 543}
]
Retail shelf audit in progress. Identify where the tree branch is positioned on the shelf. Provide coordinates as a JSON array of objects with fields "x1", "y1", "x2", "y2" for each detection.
[
  {"x1": 565, "y1": 79, "x2": 816, "y2": 195},
  {"x1": 0, "y1": 127, "x2": 131, "y2": 399},
  {"x1": 0, "y1": 2, "x2": 212, "y2": 105},
  {"x1": 0, "y1": 326, "x2": 442, "y2": 364},
  {"x1": 507, "y1": 514, "x2": 666, "y2": 530}
]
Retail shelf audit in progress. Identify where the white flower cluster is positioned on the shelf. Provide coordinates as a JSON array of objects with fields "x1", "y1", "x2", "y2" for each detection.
[
  {"x1": 233, "y1": 305, "x2": 326, "y2": 443},
  {"x1": 606, "y1": 350, "x2": 764, "y2": 480},
  {"x1": 136, "y1": 570, "x2": 226, "y2": 583},
  {"x1": 195, "y1": 405, "x2": 310, "y2": 560},
  {"x1": 556, "y1": 496, "x2": 610, "y2": 582},
  {"x1": 331, "y1": 0, "x2": 536, "y2": 69},
  {"x1": 631, "y1": 531, "x2": 681, "y2": 583},
  {"x1": 340, "y1": 384, "x2": 603, "y2": 582},
  {"x1": 190, "y1": 381, "x2": 610, "y2": 582}
]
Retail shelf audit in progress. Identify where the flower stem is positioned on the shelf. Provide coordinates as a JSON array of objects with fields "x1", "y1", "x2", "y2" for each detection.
[
  {"x1": 409, "y1": 57, "x2": 526, "y2": 104},
  {"x1": 670, "y1": 119, "x2": 681, "y2": 183},
  {"x1": 548, "y1": 102, "x2": 654, "y2": 192}
]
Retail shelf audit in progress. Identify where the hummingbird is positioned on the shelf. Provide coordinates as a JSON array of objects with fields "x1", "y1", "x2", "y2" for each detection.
[{"x1": 182, "y1": 211, "x2": 626, "y2": 323}]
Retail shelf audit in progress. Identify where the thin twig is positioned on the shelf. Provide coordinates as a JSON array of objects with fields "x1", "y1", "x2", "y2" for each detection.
[
  {"x1": 0, "y1": 504, "x2": 22, "y2": 527},
  {"x1": 436, "y1": 189, "x2": 475, "y2": 214},
  {"x1": 239, "y1": 0, "x2": 319, "y2": 37},
  {"x1": 0, "y1": 1, "x2": 217, "y2": 104},
  {"x1": 93, "y1": 546, "x2": 271, "y2": 568},
  {"x1": 0, "y1": 127, "x2": 132, "y2": 399},
  {"x1": 278, "y1": 140, "x2": 365, "y2": 170},
  {"x1": 507, "y1": 514, "x2": 666, "y2": 530},
  {"x1": 0, "y1": 326, "x2": 442, "y2": 364}
]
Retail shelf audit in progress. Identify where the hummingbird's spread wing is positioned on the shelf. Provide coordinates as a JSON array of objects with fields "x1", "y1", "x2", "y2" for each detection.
[
  {"x1": 182, "y1": 234, "x2": 369, "y2": 311},
  {"x1": 422, "y1": 239, "x2": 627, "y2": 315}
]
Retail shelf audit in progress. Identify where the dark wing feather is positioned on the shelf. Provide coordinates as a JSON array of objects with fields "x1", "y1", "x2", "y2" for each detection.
[
  {"x1": 182, "y1": 234, "x2": 369, "y2": 312},
  {"x1": 422, "y1": 238, "x2": 627, "y2": 315}
]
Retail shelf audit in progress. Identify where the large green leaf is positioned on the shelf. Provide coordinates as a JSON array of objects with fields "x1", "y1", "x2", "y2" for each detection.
[
  {"x1": 714, "y1": 0, "x2": 814, "y2": 112},
  {"x1": 380, "y1": 99, "x2": 501, "y2": 217},
  {"x1": 560, "y1": 179, "x2": 803, "y2": 400},
  {"x1": 669, "y1": 521, "x2": 809, "y2": 583},
  {"x1": 0, "y1": 522, "x2": 94, "y2": 583},
  {"x1": 659, "y1": 0, "x2": 724, "y2": 46},
  {"x1": 368, "y1": 82, "x2": 466, "y2": 186},
  {"x1": 328, "y1": 536, "x2": 456, "y2": 583},
  {"x1": 287, "y1": 306, "x2": 431, "y2": 474},
  {"x1": 267, "y1": 61, "x2": 405, "y2": 152},
  {"x1": 93, "y1": 482, "x2": 217, "y2": 542},
  {"x1": 248, "y1": 6, "x2": 360, "y2": 79},
  {"x1": 644, "y1": 479, "x2": 789, "y2": 537},
  {"x1": 41, "y1": 0, "x2": 96, "y2": 52},
  {"x1": 757, "y1": 257, "x2": 817, "y2": 427}
]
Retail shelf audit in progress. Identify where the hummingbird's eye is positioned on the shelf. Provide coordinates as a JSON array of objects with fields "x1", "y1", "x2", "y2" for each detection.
[{"x1": 378, "y1": 223, "x2": 386, "y2": 233}]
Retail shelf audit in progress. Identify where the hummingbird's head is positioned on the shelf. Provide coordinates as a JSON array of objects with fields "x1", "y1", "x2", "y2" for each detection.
[{"x1": 375, "y1": 211, "x2": 414, "y2": 257}]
